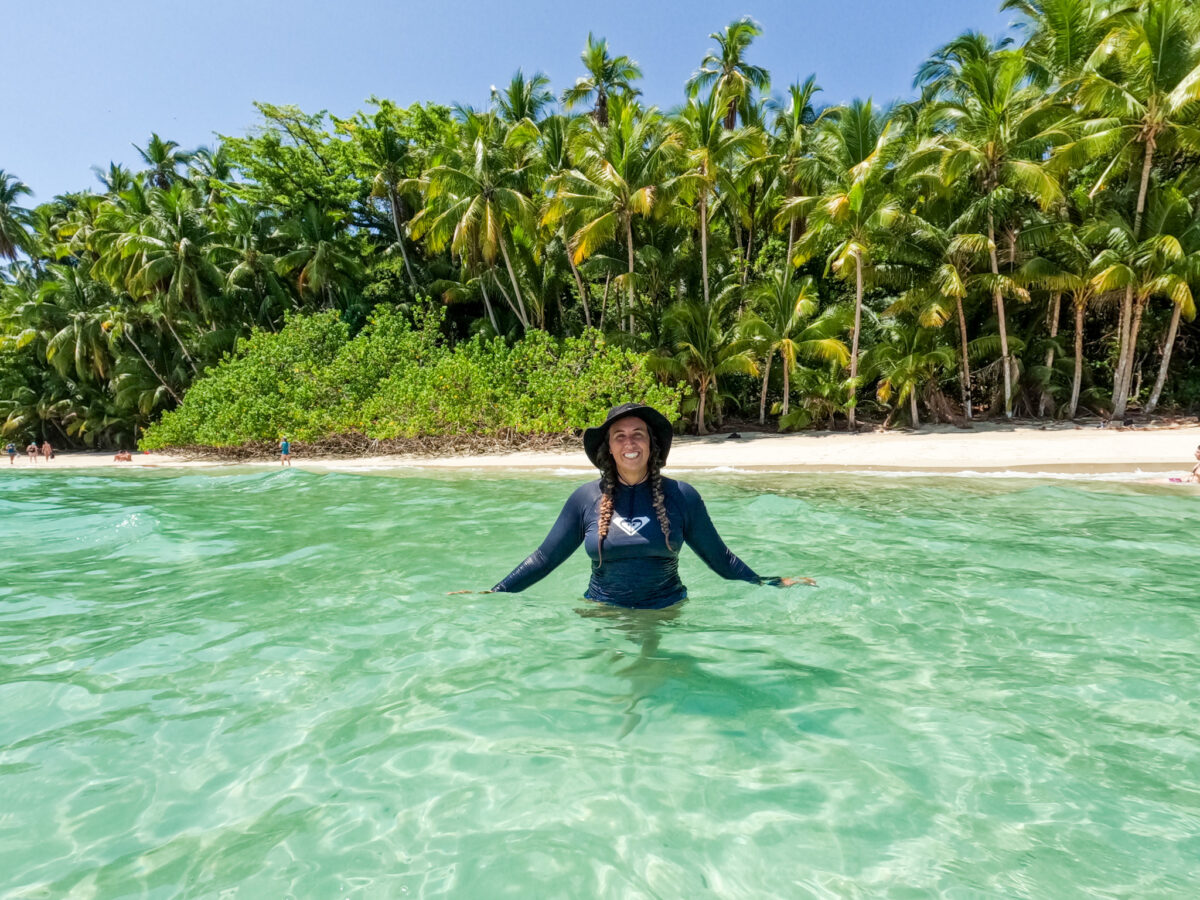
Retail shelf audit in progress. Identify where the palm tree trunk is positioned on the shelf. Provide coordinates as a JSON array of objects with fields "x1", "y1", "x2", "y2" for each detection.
[
  {"x1": 625, "y1": 218, "x2": 636, "y2": 333},
  {"x1": 599, "y1": 273, "x2": 611, "y2": 331},
  {"x1": 956, "y1": 295, "x2": 972, "y2": 420},
  {"x1": 1114, "y1": 138, "x2": 1157, "y2": 417},
  {"x1": 125, "y1": 331, "x2": 182, "y2": 404},
  {"x1": 493, "y1": 276, "x2": 523, "y2": 324},
  {"x1": 162, "y1": 315, "x2": 198, "y2": 375},
  {"x1": 988, "y1": 212, "x2": 1013, "y2": 418},
  {"x1": 758, "y1": 349, "x2": 773, "y2": 425},
  {"x1": 1116, "y1": 296, "x2": 1148, "y2": 415},
  {"x1": 498, "y1": 237, "x2": 530, "y2": 329},
  {"x1": 566, "y1": 250, "x2": 592, "y2": 328},
  {"x1": 1113, "y1": 285, "x2": 1133, "y2": 413},
  {"x1": 782, "y1": 358, "x2": 791, "y2": 417},
  {"x1": 1042, "y1": 291, "x2": 1061, "y2": 416},
  {"x1": 478, "y1": 278, "x2": 501, "y2": 334},
  {"x1": 699, "y1": 193, "x2": 710, "y2": 305},
  {"x1": 910, "y1": 389, "x2": 920, "y2": 429},
  {"x1": 1069, "y1": 298, "x2": 1084, "y2": 418},
  {"x1": 696, "y1": 381, "x2": 708, "y2": 435},
  {"x1": 388, "y1": 190, "x2": 418, "y2": 291},
  {"x1": 849, "y1": 251, "x2": 864, "y2": 430},
  {"x1": 1146, "y1": 301, "x2": 1183, "y2": 414},
  {"x1": 786, "y1": 218, "x2": 798, "y2": 269}
]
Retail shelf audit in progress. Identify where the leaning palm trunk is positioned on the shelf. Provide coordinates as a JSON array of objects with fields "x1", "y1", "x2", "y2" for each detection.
[
  {"x1": 478, "y1": 279, "x2": 501, "y2": 334},
  {"x1": 758, "y1": 349, "x2": 773, "y2": 425},
  {"x1": 696, "y1": 380, "x2": 708, "y2": 435},
  {"x1": 988, "y1": 213, "x2": 1013, "y2": 418},
  {"x1": 1145, "y1": 302, "x2": 1183, "y2": 414},
  {"x1": 125, "y1": 331, "x2": 182, "y2": 404},
  {"x1": 956, "y1": 295, "x2": 972, "y2": 420},
  {"x1": 566, "y1": 251, "x2": 592, "y2": 328},
  {"x1": 498, "y1": 237, "x2": 529, "y2": 329},
  {"x1": 910, "y1": 389, "x2": 920, "y2": 429},
  {"x1": 1069, "y1": 299, "x2": 1084, "y2": 418},
  {"x1": 388, "y1": 190, "x2": 418, "y2": 291},
  {"x1": 848, "y1": 251, "x2": 864, "y2": 430},
  {"x1": 162, "y1": 315, "x2": 198, "y2": 375}
]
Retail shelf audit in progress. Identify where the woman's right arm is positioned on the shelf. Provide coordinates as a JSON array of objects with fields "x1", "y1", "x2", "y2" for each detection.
[{"x1": 488, "y1": 487, "x2": 588, "y2": 593}]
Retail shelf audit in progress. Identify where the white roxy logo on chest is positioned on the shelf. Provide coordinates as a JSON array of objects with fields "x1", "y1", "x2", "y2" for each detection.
[{"x1": 612, "y1": 513, "x2": 650, "y2": 536}]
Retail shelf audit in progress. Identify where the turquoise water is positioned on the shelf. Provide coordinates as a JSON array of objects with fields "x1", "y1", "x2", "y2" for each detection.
[{"x1": 1, "y1": 468, "x2": 1198, "y2": 898}]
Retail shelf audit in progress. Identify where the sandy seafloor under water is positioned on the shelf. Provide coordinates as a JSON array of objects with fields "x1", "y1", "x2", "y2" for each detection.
[{"x1": 1, "y1": 467, "x2": 1198, "y2": 898}]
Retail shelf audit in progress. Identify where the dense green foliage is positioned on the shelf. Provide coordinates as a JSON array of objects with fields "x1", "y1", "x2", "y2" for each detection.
[
  {"x1": 4, "y1": 0, "x2": 1200, "y2": 449},
  {"x1": 140, "y1": 308, "x2": 681, "y2": 447}
]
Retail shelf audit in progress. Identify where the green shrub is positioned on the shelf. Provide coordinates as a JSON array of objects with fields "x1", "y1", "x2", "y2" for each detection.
[{"x1": 141, "y1": 309, "x2": 682, "y2": 449}]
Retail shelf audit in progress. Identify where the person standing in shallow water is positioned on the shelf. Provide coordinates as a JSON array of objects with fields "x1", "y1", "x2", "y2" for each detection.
[
  {"x1": 280, "y1": 437, "x2": 291, "y2": 467},
  {"x1": 26, "y1": 442, "x2": 38, "y2": 464},
  {"x1": 454, "y1": 402, "x2": 815, "y2": 609},
  {"x1": 5, "y1": 442, "x2": 14, "y2": 465}
]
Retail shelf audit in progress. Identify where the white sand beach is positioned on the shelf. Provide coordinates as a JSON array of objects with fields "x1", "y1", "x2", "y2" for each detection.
[{"x1": 12, "y1": 421, "x2": 1200, "y2": 477}]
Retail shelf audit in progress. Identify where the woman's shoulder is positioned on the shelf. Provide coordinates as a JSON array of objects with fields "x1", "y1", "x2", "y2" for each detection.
[
  {"x1": 660, "y1": 475, "x2": 700, "y2": 501},
  {"x1": 567, "y1": 479, "x2": 603, "y2": 504}
]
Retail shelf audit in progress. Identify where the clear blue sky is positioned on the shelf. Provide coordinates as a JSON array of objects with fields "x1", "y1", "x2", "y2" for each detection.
[{"x1": 5, "y1": 0, "x2": 1020, "y2": 202}]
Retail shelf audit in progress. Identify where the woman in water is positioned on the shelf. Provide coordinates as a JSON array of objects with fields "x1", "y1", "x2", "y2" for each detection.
[{"x1": 460, "y1": 403, "x2": 813, "y2": 609}]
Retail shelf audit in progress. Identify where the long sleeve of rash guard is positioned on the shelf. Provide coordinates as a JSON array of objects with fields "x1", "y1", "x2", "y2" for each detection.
[
  {"x1": 491, "y1": 488, "x2": 586, "y2": 593},
  {"x1": 678, "y1": 481, "x2": 767, "y2": 584}
]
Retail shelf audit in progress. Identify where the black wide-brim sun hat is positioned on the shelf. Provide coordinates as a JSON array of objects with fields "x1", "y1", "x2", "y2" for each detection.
[{"x1": 583, "y1": 402, "x2": 673, "y2": 468}]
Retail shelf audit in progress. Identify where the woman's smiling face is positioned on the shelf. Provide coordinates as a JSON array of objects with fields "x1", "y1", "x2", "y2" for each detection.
[{"x1": 608, "y1": 416, "x2": 651, "y2": 483}]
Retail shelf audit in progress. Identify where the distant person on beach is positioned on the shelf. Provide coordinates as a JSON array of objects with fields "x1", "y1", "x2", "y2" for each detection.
[
  {"x1": 454, "y1": 402, "x2": 815, "y2": 608},
  {"x1": 42, "y1": 440, "x2": 53, "y2": 461},
  {"x1": 114, "y1": 450, "x2": 133, "y2": 462},
  {"x1": 26, "y1": 442, "x2": 38, "y2": 463},
  {"x1": 1189, "y1": 445, "x2": 1200, "y2": 483},
  {"x1": 5, "y1": 442, "x2": 14, "y2": 465},
  {"x1": 280, "y1": 438, "x2": 291, "y2": 466}
]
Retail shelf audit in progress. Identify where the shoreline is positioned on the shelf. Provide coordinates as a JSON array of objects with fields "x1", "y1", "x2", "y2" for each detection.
[{"x1": 6, "y1": 422, "x2": 1200, "y2": 478}]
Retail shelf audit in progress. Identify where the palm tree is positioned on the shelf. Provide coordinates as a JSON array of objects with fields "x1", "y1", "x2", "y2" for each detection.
[
  {"x1": 672, "y1": 88, "x2": 764, "y2": 304},
  {"x1": 133, "y1": 133, "x2": 191, "y2": 190},
  {"x1": 919, "y1": 42, "x2": 1069, "y2": 417},
  {"x1": 0, "y1": 170, "x2": 32, "y2": 261},
  {"x1": 412, "y1": 111, "x2": 538, "y2": 329},
  {"x1": 544, "y1": 102, "x2": 680, "y2": 333},
  {"x1": 687, "y1": 17, "x2": 770, "y2": 129},
  {"x1": 275, "y1": 202, "x2": 364, "y2": 311},
  {"x1": 766, "y1": 76, "x2": 825, "y2": 264},
  {"x1": 562, "y1": 34, "x2": 642, "y2": 126},
  {"x1": 1054, "y1": 0, "x2": 1200, "y2": 416},
  {"x1": 866, "y1": 318, "x2": 957, "y2": 428},
  {"x1": 356, "y1": 112, "x2": 420, "y2": 291},
  {"x1": 1089, "y1": 184, "x2": 1196, "y2": 413},
  {"x1": 651, "y1": 286, "x2": 758, "y2": 434},
  {"x1": 492, "y1": 70, "x2": 554, "y2": 125},
  {"x1": 783, "y1": 99, "x2": 907, "y2": 429},
  {"x1": 741, "y1": 268, "x2": 849, "y2": 422}
]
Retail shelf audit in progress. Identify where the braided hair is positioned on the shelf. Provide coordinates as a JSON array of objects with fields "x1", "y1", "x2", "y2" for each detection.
[{"x1": 595, "y1": 430, "x2": 673, "y2": 566}]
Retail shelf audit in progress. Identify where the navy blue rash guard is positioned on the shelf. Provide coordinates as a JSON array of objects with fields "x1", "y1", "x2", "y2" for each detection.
[{"x1": 492, "y1": 476, "x2": 773, "y2": 609}]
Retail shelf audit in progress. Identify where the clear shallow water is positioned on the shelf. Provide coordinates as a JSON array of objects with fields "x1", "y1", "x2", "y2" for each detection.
[{"x1": 1, "y1": 468, "x2": 1198, "y2": 899}]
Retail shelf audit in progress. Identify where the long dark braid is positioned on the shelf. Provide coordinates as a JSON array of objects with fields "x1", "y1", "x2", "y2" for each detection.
[
  {"x1": 595, "y1": 433, "x2": 672, "y2": 565},
  {"x1": 647, "y1": 432, "x2": 673, "y2": 551},
  {"x1": 596, "y1": 448, "x2": 618, "y2": 566}
]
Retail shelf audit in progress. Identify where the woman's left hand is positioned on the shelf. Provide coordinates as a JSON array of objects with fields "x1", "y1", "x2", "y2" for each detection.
[{"x1": 779, "y1": 577, "x2": 817, "y2": 587}]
